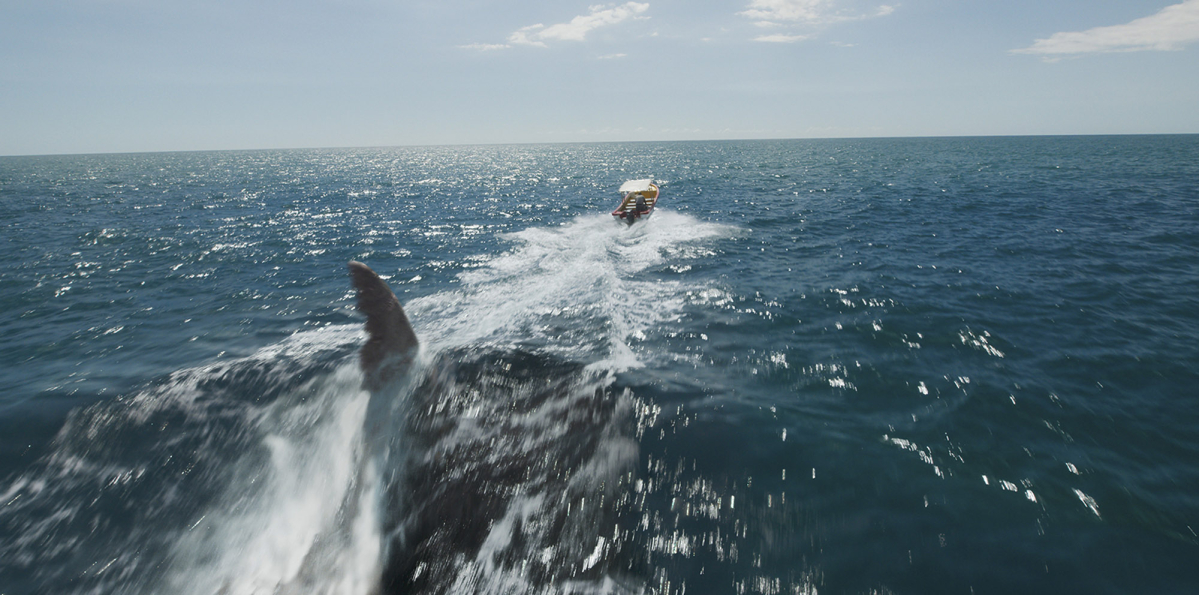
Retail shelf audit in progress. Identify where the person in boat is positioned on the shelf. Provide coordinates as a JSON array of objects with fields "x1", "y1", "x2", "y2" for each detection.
[
  {"x1": 624, "y1": 194, "x2": 643, "y2": 221},
  {"x1": 623, "y1": 194, "x2": 647, "y2": 221}
]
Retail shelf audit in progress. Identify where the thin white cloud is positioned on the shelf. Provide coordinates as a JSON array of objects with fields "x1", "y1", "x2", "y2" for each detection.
[
  {"x1": 539, "y1": 2, "x2": 650, "y2": 41},
  {"x1": 754, "y1": 33, "x2": 810, "y2": 43},
  {"x1": 742, "y1": 0, "x2": 827, "y2": 24},
  {"x1": 459, "y1": 43, "x2": 510, "y2": 51},
  {"x1": 739, "y1": 0, "x2": 894, "y2": 44},
  {"x1": 464, "y1": 2, "x2": 650, "y2": 50},
  {"x1": 739, "y1": 0, "x2": 895, "y2": 26},
  {"x1": 508, "y1": 24, "x2": 550, "y2": 48},
  {"x1": 1013, "y1": 0, "x2": 1198, "y2": 58}
]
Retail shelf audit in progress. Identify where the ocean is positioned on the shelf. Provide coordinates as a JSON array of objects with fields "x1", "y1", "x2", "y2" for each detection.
[{"x1": 0, "y1": 135, "x2": 1195, "y2": 595}]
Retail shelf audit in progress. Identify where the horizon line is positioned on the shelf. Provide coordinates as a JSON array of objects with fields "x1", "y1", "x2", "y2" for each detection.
[{"x1": 2, "y1": 131, "x2": 1196, "y2": 159}]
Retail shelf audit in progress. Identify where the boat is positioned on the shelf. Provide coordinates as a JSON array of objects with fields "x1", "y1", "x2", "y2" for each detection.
[{"x1": 611, "y1": 179, "x2": 659, "y2": 224}]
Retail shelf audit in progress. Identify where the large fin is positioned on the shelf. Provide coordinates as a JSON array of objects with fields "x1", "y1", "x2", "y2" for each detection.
[{"x1": 349, "y1": 261, "x2": 418, "y2": 390}]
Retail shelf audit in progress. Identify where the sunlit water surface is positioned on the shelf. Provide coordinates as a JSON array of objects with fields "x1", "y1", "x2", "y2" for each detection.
[{"x1": 0, "y1": 136, "x2": 1196, "y2": 594}]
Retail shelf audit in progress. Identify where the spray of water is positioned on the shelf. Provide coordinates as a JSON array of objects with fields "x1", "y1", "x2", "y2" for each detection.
[
  {"x1": 163, "y1": 364, "x2": 381, "y2": 595},
  {"x1": 410, "y1": 211, "x2": 736, "y2": 369}
]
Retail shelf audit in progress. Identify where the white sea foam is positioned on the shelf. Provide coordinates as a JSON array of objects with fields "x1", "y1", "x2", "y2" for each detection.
[
  {"x1": 408, "y1": 211, "x2": 738, "y2": 371},
  {"x1": 163, "y1": 364, "x2": 383, "y2": 595}
]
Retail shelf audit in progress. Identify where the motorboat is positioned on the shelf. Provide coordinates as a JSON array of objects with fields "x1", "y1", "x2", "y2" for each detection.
[{"x1": 611, "y1": 179, "x2": 659, "y2": 224}]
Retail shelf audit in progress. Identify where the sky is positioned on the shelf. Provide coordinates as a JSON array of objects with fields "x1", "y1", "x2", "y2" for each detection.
[{"x1": 1, "y1": 0, "x2": 1197, "y2": 155}]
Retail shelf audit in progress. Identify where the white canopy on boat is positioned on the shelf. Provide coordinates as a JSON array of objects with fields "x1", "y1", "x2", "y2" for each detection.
[{"x1": 619, "y1": 179, "x2": 655, "y2": 193}]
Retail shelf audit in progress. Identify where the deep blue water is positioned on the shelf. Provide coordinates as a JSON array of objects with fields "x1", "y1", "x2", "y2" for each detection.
[{"x1": 0, "y1": 136, "x2": 1196, "y2": 595}]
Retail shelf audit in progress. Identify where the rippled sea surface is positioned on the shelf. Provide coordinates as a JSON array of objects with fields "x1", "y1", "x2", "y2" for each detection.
[{"x1": 0, "y1": 136, "x2": 1196, "y2": 595}]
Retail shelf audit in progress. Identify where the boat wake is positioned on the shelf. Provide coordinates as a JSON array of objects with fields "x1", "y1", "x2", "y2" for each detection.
[{"x1": 412, "y1": 210, "x2": 735, "y2": 369}]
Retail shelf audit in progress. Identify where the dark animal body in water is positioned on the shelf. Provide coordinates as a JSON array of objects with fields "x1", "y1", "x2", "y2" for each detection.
[
  {"x1": 0, "y1": 262, "x2": 643, "y2": 595},
  {"x1": 348, "y1": 262, "x2": 641, "y2": 594}
]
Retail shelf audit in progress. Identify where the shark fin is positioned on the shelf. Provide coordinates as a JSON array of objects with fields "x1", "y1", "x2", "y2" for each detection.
[{"x1": 349, "y1": 261, "x2": 418, "y2": 389}]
